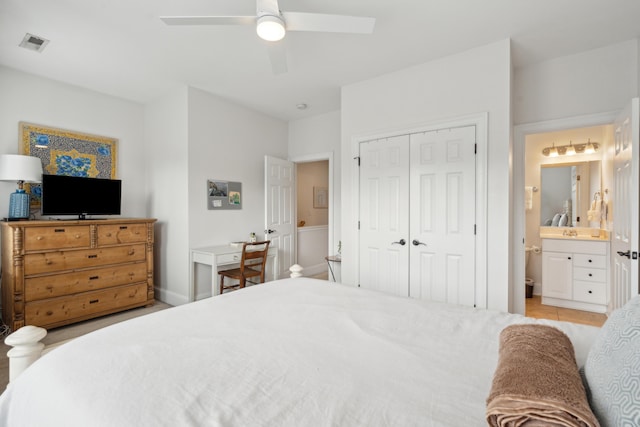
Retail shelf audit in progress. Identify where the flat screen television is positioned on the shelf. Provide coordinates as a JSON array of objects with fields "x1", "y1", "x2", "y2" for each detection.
[{"x1": 41, "y1": 174, "x2": 122, "y2": 219}]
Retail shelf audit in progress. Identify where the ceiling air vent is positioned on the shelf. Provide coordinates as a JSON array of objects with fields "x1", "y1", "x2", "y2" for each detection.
[{"x1": 19, "y1": 33, "x2": 50, "y2": 52}]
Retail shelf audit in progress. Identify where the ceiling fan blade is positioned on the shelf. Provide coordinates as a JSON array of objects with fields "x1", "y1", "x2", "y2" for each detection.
[
  {"x1": 160, "y1": 16, "x2": 256, "y2": 26},
  {"x1": 257, "y1": 0, "x2": 280, "y2": 16},
  {"x1": 281, "y1": 12, "x2": 375, "y2": 34},
  {"x1": 264, "y1": 42, "x2": 288, "y2": 74}
]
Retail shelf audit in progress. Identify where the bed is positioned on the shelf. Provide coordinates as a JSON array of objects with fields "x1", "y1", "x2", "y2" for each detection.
[{"x1": 0, "y1": 278, "x2": 637, "y2": 426}]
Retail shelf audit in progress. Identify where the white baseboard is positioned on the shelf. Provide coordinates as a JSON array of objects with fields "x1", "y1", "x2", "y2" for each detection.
[
  {"x1": 154, "y1": 287, "x2": 190, "y2": 306},
  {"x1": 302, "y1": 263, "x2": 327, "y2": 277}
]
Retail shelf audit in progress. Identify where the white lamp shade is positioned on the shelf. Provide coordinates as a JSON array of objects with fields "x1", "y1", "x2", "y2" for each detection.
[
  {"x1": 0, "y1": 154, "x2": 43, "y2": 183},
  {"x1": 256, "y1": 15, "x2": 286, "y2": 41}
]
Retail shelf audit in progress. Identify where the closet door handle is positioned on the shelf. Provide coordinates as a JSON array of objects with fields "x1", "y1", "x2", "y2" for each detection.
[
  {"x1": 412, "y1": 239, "x2": 426, "y2": 246},
  {"x1": 392, "y1": 239, "x2": 406, "y2": 246}
]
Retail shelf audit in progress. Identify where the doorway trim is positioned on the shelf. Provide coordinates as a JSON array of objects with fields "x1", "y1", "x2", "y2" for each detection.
[
  {"x1": 349, "y1": 112, "x2": 488, "y2": 307},
  {"x1": 513, "y1": 111, "x2": 617, "y2": 315},
  {"x1": 290, "y1": 151, "x2": 335, "y2": 269}
]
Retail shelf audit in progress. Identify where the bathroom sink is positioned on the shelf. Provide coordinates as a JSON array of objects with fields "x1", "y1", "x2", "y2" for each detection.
[{"x1": 539, "y1": 227, "x2": 609, "y2": 241}]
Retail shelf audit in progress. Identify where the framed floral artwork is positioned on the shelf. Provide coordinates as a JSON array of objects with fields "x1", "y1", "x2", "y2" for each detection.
[{"x1": 20, "y1": 122, "x2": 117, "y2": 207}]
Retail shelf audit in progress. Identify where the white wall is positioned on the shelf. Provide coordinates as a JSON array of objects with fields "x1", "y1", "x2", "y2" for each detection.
[
  {"x1": 186, "y1": 87, "x2": 288, "y2": 299},
  {"x1": 144, "y1": 86, "x2": 189, "y2": 305},
  {"x1": 514, "y1": 39, "x2": 639, "y2": 125},
  {"x1": 0, "y1": 66, "x2": 148, "y2": 220},
  {"x1": 340, "y1": 39, "x2": 512, "y2": 311},
  {"x1": 289, "y1": 110, "x2": 341, "y2": 254}
]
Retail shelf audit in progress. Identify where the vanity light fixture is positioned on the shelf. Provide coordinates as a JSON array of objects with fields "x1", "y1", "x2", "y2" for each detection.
[
  {"x1": 541, "y1": 139, "x2": 599, "y2": 157},
  {"x1": 565, "y1": 141, "x2": 576, "y2": 156}
]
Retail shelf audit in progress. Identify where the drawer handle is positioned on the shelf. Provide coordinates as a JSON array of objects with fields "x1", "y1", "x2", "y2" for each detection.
[
  {"x1": 89, "y1": 276, "x2": 99, "y2": 280},
  {"x1": 120, "y1": 226, "x2": 128, "y2": 230},
  {"x1": 588, "y1": 290, "x2": 593, "y2": 294},
  {"x1": 87, "y1": 254, "x2": 98, "y2": 259},
  {"x1": 106, "y1": 232, "x2": 112, "y2": 237},
  {"x1": 588, "y1": 273, "x2": 593, "y2": 277},
  {"x1": 89, "y1": 299, "x2": 99, "y2": 304},
  {"x1": 46, "y1": 310, "x2": 53, "y2": 316},
  {"x1": 567, "y1": 257, "x2": 572, "y2": 260},
  {"x1": 129, "y1": 272, "x2": 135, "y2": 277},
  {"x1": 54, "y1": 229, "x2": 65, "y2": 233},
  {"x1": 45, "y1": 259, "x2": 52, "y2": 265},
  {"x1": 588, "y1": 259, "x2": 592, "y2": 263},
  {"x1": 233, "y1": 255, "x2": 239, "y2": 260},
  {"x1": 74, "y1": 234, "x2": 81, "y2": 239},
  {"x1": 36, "y1": 236, "x2": 43, "y2": 241},
  {"x1": 46, "y1": 285, "x2": 53, "y2": 290},
  {"x1": 128, "y1": 249, "x2": 135, "y2": 256}
]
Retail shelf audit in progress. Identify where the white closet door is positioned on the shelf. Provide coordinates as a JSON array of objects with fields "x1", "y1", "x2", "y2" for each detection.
[
  {"x1": 409, "y1": 127, "x2": 476, "y2": 306},
  {"x1": 358, "y1": 136, "x2": 410, "y2": 296},
  {"x1": 611, "y1": 98, "x2": 639, "y2": 310}
]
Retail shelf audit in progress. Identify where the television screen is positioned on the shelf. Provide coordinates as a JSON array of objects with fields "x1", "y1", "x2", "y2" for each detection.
[{"x1": 41, "y1": 174, "x2": 122, "y2": 219}]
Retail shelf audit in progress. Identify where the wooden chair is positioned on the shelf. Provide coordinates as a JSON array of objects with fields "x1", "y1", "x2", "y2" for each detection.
[{"x1": 218, "y1": 241, "x2": 271, "y2": 294}]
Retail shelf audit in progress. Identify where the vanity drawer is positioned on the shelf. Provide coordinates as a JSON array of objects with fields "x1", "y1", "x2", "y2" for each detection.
[
  {"x1": 25, "y1": 226, "x2": 91, "y2": 251},
  {"x1": 573, "y1": 281, "x2": 607, "y2": 304},
  {"x1": 573, "y1": 254, "x2": 607, "y2": 269},
  {"x1": 574, "y1": 267, "x2": 607, "y2": 283}
]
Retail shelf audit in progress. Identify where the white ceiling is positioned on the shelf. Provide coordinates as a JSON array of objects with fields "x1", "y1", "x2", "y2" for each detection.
[{"x1": 2, "y1": 0, "x2": 640, "y2": 121}]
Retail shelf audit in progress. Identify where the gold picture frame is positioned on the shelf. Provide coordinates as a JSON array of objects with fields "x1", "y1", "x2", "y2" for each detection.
[{"x1": 20, "y1": 122, "x2": 117, "y2": 207}]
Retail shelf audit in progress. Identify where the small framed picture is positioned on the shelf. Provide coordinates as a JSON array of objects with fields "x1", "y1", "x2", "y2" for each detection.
[{"x1": 313, "y1": 186, "x2": 328, "y2": 209}]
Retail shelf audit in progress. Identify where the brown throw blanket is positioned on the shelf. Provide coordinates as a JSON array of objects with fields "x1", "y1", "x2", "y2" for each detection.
[{"x1": 486, "y1": 324, "x2": 599, "y2": 427}]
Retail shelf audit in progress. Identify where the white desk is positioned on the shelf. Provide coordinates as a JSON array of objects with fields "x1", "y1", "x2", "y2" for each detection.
[{"x1": 189, "y1": 244, "x2": 279, "y2": 300}]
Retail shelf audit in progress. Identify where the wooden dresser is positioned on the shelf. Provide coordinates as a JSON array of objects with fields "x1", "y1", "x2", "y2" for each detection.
[{"x1": 1, "y1": 218, "x2": 156, "y2": 331}]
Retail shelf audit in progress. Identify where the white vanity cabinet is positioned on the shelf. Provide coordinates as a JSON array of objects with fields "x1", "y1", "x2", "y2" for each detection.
[{"x1": 541, "y1": 238, "x2": 608, "y2": 313}]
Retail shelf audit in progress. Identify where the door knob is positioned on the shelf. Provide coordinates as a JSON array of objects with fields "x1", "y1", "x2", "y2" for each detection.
[
  {"x1": 265, "y1": 229, "x2": 276, "y2": 234},
  {"x1": 392, "y1": 239, "x2": 406, "y2": 246},
  {"x1": 412, "y1": 239, "x2": 426, "y2": 246},
  {"x1": 617, "y1": 250, "x2": 631, "y2": 259}
]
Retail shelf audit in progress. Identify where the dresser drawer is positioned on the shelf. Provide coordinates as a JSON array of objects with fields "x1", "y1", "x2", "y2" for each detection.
[
  {"x1": 25, "y1": 262, "x2": 148, "y2": 302},
  {"x1": 25, "y1": 226, "x2": 91, "y2": 251},
  {"x1": 25, "y1": 244, "x2": 146, "y2": 275},
  {"x1": 573, "y1": 254, "x2": 607, "y2": 269},
  {"x1": 573, "y1": 267, "x2": 607, "y2": 283},
  {"x1": 573, "y1": 281, "x2": 607, "y2": 304},
  {"x1": 98, "y1": 223, "x2": 148, "y2": 245},
  {"x1": 25, "y1": 282, "x2": 147, "y2": 328}
]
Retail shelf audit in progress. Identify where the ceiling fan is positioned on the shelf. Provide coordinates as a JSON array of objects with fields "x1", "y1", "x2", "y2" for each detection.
[{"x1": 160, "y1": 0, "x2": 375, "y2": 74}]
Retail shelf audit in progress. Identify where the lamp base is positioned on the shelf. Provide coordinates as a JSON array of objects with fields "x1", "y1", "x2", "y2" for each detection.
[{"x1": 8, "y1": 189, "x2": 30, "y2": 219}]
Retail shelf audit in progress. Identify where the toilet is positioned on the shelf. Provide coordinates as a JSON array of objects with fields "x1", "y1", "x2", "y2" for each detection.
[{"x1": 525, "y1": 247, "x2": 535, "y2": 298}]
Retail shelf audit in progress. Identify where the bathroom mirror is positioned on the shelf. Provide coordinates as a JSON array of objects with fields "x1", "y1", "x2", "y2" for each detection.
[{"x1": 540, "y1": 161, "x2": 601, "y2": 227}]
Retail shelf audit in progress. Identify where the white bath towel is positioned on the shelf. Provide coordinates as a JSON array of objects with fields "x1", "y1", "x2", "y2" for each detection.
[{"x1": 525, "y1": 186, "x2": 533, "y2": 211}]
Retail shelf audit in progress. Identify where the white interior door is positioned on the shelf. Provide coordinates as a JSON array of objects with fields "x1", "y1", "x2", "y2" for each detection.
[
  {"x1": 358, "y1": 136, "x2": 410, "y2": 296},
  {"x1": 409, "y1": 127, "x2": 476, "y2": 306},
  {"x1": 265, "y1": 155, "x2": 295, "y2": 278},
  {"x1": 611, "y1": 98, "x2": 639, "y2": 310}
]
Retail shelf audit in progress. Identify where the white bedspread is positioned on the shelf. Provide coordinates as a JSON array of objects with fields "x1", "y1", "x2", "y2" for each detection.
[{"x1": 0, "y1": 278, "x2": 600, "y2": 426}]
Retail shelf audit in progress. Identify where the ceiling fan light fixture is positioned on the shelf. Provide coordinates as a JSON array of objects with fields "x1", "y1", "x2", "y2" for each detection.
[{"x1": 257, "y1": 15, "x2": 285, "y2": 41}]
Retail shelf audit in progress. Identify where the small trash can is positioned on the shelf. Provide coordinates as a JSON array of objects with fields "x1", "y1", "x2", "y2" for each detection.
[{"x1": 525, "y1": 278, "x2": 534, "y2": 298}]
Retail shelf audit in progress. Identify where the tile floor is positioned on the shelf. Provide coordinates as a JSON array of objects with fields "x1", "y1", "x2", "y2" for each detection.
[{"x1": 525, "y1": 295, "x2": 607, "y2": 327}]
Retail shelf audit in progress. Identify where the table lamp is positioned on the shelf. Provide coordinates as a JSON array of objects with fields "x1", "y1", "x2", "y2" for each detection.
[{"x1": 0, "y1": 154, "x2": 43, "y2": 219}]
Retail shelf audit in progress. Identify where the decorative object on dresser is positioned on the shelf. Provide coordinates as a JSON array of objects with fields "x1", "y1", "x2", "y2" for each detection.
[
  {"x1": 0, "y1": 154, "x2": 43, "y2": 219},
  {"x1": 1, "y1": 218, "x2": 156, "y2": 331}
]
